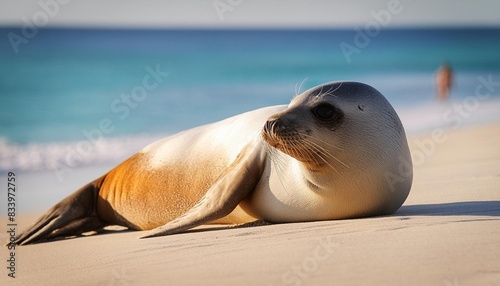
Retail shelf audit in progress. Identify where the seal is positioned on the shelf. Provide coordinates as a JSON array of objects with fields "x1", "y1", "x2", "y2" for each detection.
[{"x1": 13, "y1": 81, "x2": 412, "y2": 245}]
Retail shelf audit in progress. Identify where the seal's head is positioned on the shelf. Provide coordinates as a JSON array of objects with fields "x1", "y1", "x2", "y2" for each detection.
[
  {"x1": 262, "y1": 83, "x2": 345, "y2": 172},
  {"x1": 262, "y1": 81, "x2": 413, "y2": 217}
]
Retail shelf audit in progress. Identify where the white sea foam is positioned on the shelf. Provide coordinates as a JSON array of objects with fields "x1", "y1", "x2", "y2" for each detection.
[{"x1": 0, "y1": 134, "x2": 165, "y2": 173}]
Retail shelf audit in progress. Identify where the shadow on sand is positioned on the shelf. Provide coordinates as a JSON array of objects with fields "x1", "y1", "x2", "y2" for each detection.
[
  {"x1": 19, "y1": 201, "x2": 500, "y2": 245},
  {"x1": 397, "y1": 201, "x2": 500, "y2": 217}
]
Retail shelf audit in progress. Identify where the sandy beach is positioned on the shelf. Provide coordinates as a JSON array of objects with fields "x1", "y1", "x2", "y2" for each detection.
[{"x1": 2, "y1": 122, "x2": 500, "y2": 286}]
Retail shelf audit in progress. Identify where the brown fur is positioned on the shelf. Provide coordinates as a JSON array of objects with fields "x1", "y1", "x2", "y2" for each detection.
[{"x1": 97, "y1": 152, "x2": 244, "y2": 230}]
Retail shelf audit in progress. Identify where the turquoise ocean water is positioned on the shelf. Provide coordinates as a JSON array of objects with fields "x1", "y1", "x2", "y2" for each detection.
[{"x1": 1, "y1": 27, "x2": 500, "y2": 172}]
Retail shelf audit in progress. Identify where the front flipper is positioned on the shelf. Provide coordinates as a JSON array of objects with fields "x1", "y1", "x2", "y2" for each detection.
[{"x1": 141, "y1": 138, "x2": 267, "y2": 239}]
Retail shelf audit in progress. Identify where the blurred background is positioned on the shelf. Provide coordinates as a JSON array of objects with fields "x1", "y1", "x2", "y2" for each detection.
[{"x1": 1, "y1": 0, "x2": 500, "y2": 177}]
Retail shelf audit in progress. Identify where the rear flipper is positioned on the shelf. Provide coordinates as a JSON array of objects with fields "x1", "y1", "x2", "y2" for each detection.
[{"x1": 11, "y1": 176, "x2": 106, "y2": 246}]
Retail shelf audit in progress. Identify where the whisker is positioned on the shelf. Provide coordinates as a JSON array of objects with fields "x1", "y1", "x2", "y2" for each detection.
[
  {"x1": 316, "y1": 153, "x2": 340, "y2": 174},
  {"x1": 303, "y1": 141, "x2": 339, "y2": 173},
  {"x1": 301, "y1": 137, "x2": 351, "y2": 170},
  {"x1": 325, "y1": 82, "x2": 343, "y2": 97},
  {"x1": 329, "y1": 82, "x2": 343, "y2": 96},
  {"x1": 295, "y1": 77, "x2": 308, "y2": 97},
  {"x1": 299, "y1": 140, "x2": 340, "y2": 174},
  {"x1": 299, "y1": 133, "x2": 345, "y2": 151},
  {"x1": 264, "y1": 141, "x2": 291, "y2": 195},
  {"x1": 316, "y1": 84, "x2": 331, "y2": 98}
]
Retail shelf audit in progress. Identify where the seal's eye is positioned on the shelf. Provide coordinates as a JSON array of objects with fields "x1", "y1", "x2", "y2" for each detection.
[{"x1": 313, "y1": 104, "x2": 336, "y2": 121}]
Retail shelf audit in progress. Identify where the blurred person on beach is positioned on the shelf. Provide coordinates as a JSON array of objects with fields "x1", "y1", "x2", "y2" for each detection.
[{"x1": 435, "y1": 62, "x2": 453, "y2": 101}]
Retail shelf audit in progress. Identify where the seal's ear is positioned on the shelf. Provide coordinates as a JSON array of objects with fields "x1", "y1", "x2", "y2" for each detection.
[{"x1": 140, "y1": 137, "x2": 267, "y2": 239}]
